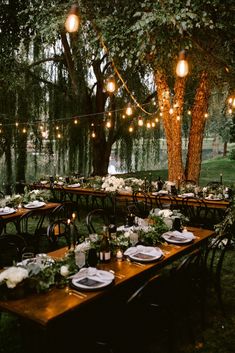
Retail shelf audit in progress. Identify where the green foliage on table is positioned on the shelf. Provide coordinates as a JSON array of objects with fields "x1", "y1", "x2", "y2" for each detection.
[{"x1": 138, "y1": 216, "x2": 169, "y2": 246}]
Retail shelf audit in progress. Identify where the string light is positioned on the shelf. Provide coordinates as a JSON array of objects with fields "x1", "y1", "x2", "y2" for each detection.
[
  {"x1": 155, "y1": 117, "x2": 159, "y2": 123},
  {"x1": 176, "y1": 115, "x2": 181, "y2": 121},
  {"x1": 108, "y1": 112, "x2": 112, "y2": 117},
  {"x1": 138, "y1": 117, "x2": 144, "y2": 126},
  {"x1": 91, "y1": 131, "x2": 96, "y2": 138},
  {"x1": 15, "y1": 122, "x2": 19, "y2": 127},
  {"x1": 65, "y1": 4, "x2": 80, "y2": 33},
  {"x1": 22, "y1": 128, "x2": 27, "y2": 133},
  {"x1": 176, "y1": 50, "x2": 189, "y2": 78},
  {"x1": 74, "y1": 119, "x2": 78, "y2": 124},
  {"x1": 57, "y1": 133, "x2": 62, "y2": 139},
  {"x1": 187, "y1": 110, "x2": 191, "y2": 115},
  {"x1": 169, "y1": 108, "x2": 174, "y2": 115},
  {"x1": 106, "y1": 76, "x2": 116, "y2": 93},
  {"x1": 146, "y1": 121, "x2": 151, "y2": 129},
  {"x1": 128, "y1": 125, "x2": 134, "y2": 133},
  {"x1": 106, "y1": 120, "x2": 111, "y2": 128},
  {"x1": 151, "y1": 121, "x2": 156, "y2": 128},
  {"x1": 204, "y1": 113, "x2": 208, "y2": 118},
  {"x1": 125, "y1": 103, "x2": 133, "y2": 116}
]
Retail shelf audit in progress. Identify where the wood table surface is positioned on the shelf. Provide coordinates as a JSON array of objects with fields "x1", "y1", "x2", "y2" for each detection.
[
  {"x1": 0, "y1": 227, "x2": 215, "y2": 327},
  {"x1": 0, "y1": 202, "x2": 61, "y2": 225},
  {"x1": 31, "y1": 183, "x2": 231, "y2": 210}
]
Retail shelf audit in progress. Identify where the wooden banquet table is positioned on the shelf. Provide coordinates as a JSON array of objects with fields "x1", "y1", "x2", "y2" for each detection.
[
  {"x1": 0, "y1": 226, "x2": 215, "y2": 353},
  {"x1": 30, "y1": 183, "x2": 231, "y2": 212},
  {"x1": 0, "y1": 227, "x2": 214, "y2": 325},
  {"x1": 0, "y1": 202, "x2": 61, "y2": 229}
]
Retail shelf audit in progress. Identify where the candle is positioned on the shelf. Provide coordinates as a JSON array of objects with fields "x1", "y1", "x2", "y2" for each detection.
[
  {"x1": 220, "y1": 173, "x2": 223, "y2": 184},
  {"x1": 116, "y1": 249, "x2": 123, "y2": 261}
]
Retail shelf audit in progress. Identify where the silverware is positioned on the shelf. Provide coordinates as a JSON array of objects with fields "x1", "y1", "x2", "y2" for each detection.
[
  {"x1": 109, "y1": 270, "x2": 125, "y2": 279},
  {"x1": 65, "y1": 287, "x2": 87, "y2": 299}
]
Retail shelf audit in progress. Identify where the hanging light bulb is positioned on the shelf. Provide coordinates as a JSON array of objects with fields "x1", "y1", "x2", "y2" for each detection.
[
  {"x1": 146, "y1": 121, "x2": 151, "y2": 129},
  {"x1": 22, "y1": 128, "x2": 27, "y2": 133},
  {"x1": 155, "y1": 117, "x2": 159, "y2": 123},
  {"x1": 74, "y1": 118, "x2": 78, "y2": 124},
  {"x1": 129, "y1": 124, "x2": 134, "y2": 133},
  {"x1": 106, "y1": 76, "x2": 116, "y2": 93},
  {"x1": 125, "y1": 103, "x2": 133, "y2": 116},
  {"x1": 57, "y1": 133, "x2": 62, "y2": 139},
  {"x1": 65, "y1": 4, "x2": 80, "y2": 33},
  {"x1": 176, "y1": 115, "x2": 181, "y2": 121},
  {"x1": 151, "y1": 121, "x2": 156, "y2": 128},
  {"x1": 138, "y1": 117, "x2": 144, "y2": 126},
  {"x1": 176, "y1": 50, "x2": 189, "y2": 78},
  {"x1": 91, "y1": 131, "x2": 96, "y2": 138},
  {"x1": 169, "y1": 108, "x2": 174, "y2": 115},
  {"x1": 204, "y1": 113, "x2": 208, "y2": 118},
  {"x1": 15, "y1": 122, "x2": 19, "y2": 127},
  {"x1": 106, "y1": 120, "x2": 111, "y2": 128}
]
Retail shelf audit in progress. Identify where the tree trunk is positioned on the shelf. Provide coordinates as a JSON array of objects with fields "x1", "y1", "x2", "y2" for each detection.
[
  {"x1": 223, "y1": 141, "x2": 227, "y2": 157},
  {"x1": 154, "y1": 70, "x2": 185, "y2": 182},
  {"x1": 185, "y1": 72, "x2": 210, "y2": 183}
]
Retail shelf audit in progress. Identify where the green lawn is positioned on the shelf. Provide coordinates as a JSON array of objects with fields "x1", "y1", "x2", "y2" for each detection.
[{"x1": 116, "y1": 157, "x2": 235, "y2": 188}]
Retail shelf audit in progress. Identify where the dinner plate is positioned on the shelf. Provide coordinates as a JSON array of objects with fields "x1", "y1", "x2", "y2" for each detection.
[
  {"x1": 24, "y1": 201, "x2": 46, "y2": 209},
  {"x1": 0, "y1": 207, "x2": 16, "y2": 216},
  {"x1": 162, "y1": 232, "x2": 195, "y2": 245},
  {"x1": 71, "y1": 270, "x2": 114, "y2": 290},
  {"x1": 124, "y1": 246, "x2": 164, "y2": 263},
  {"x1": 129, "y1": 252, "x2": 163, "y2": 262},
  {"x1": 205, "y1": 197, "x2": 222, "y2": 201}
]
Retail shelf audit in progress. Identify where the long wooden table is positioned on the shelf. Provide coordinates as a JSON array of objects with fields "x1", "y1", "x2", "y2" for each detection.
[
  {"x1": 0, "y1": 226, "x2": 215, "y2": 353},
  {"x1": 0, "y1": 202, "x2": 61, "y2": 231},
  {"x1": 0, "y1": 227, "x2": 214, "y2": 326},
  {"x1": 30, "y1": 183, "x2": 231, "y2": 212}
]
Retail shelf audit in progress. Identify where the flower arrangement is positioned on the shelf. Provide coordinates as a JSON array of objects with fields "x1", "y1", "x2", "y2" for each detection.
[
  {"x1": 101, "y1": 175, "x2": 125, "y2": 192},
  {"x1": 0, "y1": 251, "x2": 78, "y2": 300},
  {"x1": 0, "y1": 194, "x2": 23, "y2": 208},
  {"x1": 23, "y1": 188, "x2": 52, "y2": 203},
  {"x1": 137, "y1": 215, "x2": 169, "y2": 246}
]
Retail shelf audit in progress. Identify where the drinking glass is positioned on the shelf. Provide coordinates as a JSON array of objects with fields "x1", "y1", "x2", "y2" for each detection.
[{"x1": 75, "y1": 251, "x2": 86, "y2": 269}]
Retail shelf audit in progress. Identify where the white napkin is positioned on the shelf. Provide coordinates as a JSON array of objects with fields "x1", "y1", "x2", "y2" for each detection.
[
  {"x1": 26, "y1": 200, "x2": 41, "y2": 206},
  {"x1": 0, "y1": 207, "x2": 14, "y2": 213},
  {"x1": 162, "y1": 230, "x2": 195, "y2": 241},
  {"x1": 67, "y1": 183, "x2": 81, "y2": 188},
  {"x1": 124, "y1": 245, "x2": 163, "y2": 258},
  {"x1": 179, "y1": 193, "x2": 195, "y2": 197},
  {"x1": 152, "y1": 190, "x2": 168, "y2": 195},
  {"x1": 72, "y1": 267, "x2": 114, "y2": 282}
]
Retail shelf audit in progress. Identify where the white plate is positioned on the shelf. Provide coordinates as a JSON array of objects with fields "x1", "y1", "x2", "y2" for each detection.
[
  {"x1": 125, "y1": 246, "x2": 164, "y2": 263},
  {"x1": 24, "y1": 201, "x2": 46, "y2": 209},
  {"x1": 129, "y1": 252, "x2": 163, "y2": 262},
  {"x1": 71, "y1": 270, "x2": 114, "y2": 290},
  {"x1": 0, "y1": 208, "x2": 16, "y2": 216},
  {"x1": 205, "y1": 197, "x2": 222, "y2": 201},
  {"x1": 162, "y1": 232, "x2": 194, "y2": 245},
  {"x1": 67, "y1": 183, "x2": 81, "y2": 188}
]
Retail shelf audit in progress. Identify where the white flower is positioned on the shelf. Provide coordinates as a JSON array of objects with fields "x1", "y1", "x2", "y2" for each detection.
[
  {"x1": 60, "y1": 265, "x2": 69, "y2": 277},
  {"x1": 158, "y1": 209, "x2": 173, "y2": 218},
  {"x1": 203, "y1": 187, "x2": 207, "y2": 192},
  {"x1": 0, "y1": 267, "x2": 28, "y2": 289},
  {"x1": 124, "y1": 231, "x2": 131, "y2": 238}
]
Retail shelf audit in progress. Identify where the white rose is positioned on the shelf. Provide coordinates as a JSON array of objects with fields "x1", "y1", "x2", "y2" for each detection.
[
  {"x1": 0, "y1": 267, "x2": 28, "y2": 288},
  {"x1": 60, "y1": 265, "x2": 69, "y2": 277}
]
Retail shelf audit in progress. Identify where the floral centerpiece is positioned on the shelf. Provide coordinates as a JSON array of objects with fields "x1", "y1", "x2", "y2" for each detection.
[
  {"x1": 0, "y1": 194, "x2": 23, "y2": 208},
  {"x1": 22, "y1": 187, "x2": 52, "y2": 203},
  {"x1": 0, "y1": 251, "x2": 77, "y2": 300},
  {"x1": 101, "y1": 175, "x2": 125, "y2": 193}
]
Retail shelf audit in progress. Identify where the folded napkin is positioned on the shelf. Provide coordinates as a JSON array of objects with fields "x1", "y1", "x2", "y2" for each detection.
[
  {"x1": 124, "y1": 245, "x2": 163, "y2": 258},
  {"x1": 67, "y1": 183, "x2": 81, "y2": 188},
  {"x1": 72, "y1": 267, "x2": 114, "y2": 282},
  {"x1": 162, "y1": 230, "x2": 195, "y2": 242},
  {"x1": 0, "y1": 207, "x2": 14, "y2": 213},
  {"x1": 179, "y1": 193, "x2": 195, "y2": 197},
  {"x1": 152, "y1": 190, "x2": 168, "y2": 196}
]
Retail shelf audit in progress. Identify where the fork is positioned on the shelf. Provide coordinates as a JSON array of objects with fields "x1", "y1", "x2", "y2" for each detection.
[
  {"x1": 65, "y1": 287, "x2": 87, "y2": 299},
  {"x1": 109, "y1": 270, "x2": 126, "y2": 279}
]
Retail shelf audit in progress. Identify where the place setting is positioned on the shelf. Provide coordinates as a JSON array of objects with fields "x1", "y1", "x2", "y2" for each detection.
[
  {"x1": 0, "y1": 207, "x2": 17, "y2": 216},
  {"x1": 70, "y1": 267, "x2": 115, "y2": 291},
  {"x1": 124, "y1": 245, "x2": 164, "y2": 263},
  {"x1": 161, "y1": 230, "x2": 196, "y2": 245},
  {"x1": 23, "y1": 200, "x2": 46, "y2": 209}
]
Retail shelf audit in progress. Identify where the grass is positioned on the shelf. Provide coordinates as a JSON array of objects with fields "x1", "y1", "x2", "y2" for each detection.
[{"x1": 116, "y1": 156, "x2": 235, "y2": 187}]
